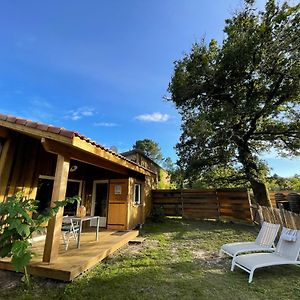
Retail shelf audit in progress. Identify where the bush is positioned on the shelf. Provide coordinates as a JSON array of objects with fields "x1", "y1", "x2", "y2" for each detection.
[
  {"x1": 151, "y1": 206, "x2": 165, "y2": 223},
  {"x1": 0, "y1": 192, "x2": 80, "y2": 287}
]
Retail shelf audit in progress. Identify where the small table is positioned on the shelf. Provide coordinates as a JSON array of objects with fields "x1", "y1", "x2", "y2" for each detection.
[{"x1": 71, "y1": 216, "x2": 100, "y2": 249}]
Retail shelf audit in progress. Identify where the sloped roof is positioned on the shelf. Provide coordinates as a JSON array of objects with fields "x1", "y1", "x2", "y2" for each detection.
[
  {"x1": 0, "y1": 113, "x2": 154, "y2": 175},
  {"x1": 121, "y1": 149, "x2": 162, "y2": 169}
]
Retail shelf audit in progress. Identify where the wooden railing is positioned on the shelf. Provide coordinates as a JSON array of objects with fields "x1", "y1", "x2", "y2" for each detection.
[{"x1": 152, "y1": 188, "x2": 252, "y2": 222}]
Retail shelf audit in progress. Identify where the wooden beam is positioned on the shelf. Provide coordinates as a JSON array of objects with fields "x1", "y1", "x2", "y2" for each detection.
[
  {"x1": 0, "y1": 120, "x2": 71, "y2": 144},
  {"x1": 0, "y1": 138, "x2": 16, "y2": 201},
  {"x1": 72, "y1": 136, "x2": 152, "y2": 176},
  {"x1": 43, "y1": 154, "x2": 70, "y2": 263},
  {"x1": 42, "y1": 138, "x2": 130, "y2": 176}
]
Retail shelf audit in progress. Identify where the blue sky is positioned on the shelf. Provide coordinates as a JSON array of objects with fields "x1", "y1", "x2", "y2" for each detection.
[{"x1": 0, "y1": 0, "x2": 299, "y2": 177}]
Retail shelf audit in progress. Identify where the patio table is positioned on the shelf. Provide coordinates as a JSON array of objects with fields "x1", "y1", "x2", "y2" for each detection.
[{"x1": 70, "y1": 216, "x2": 100, "y2": 249}]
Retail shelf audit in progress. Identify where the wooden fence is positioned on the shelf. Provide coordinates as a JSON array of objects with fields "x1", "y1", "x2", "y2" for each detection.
[
  {"x1": 269, "y1": 191, "x2": 290, "y2": 207},
  {"x1": 256, "y1": 205, "x2": 300, "y2": 230},
  {"x1": 152, "y1": 188, "x2": 252, "y2": 222}
]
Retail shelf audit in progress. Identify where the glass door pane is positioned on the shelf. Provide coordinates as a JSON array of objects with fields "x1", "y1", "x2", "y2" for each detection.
[
  {"x1": 64, "y1": 181, "x2": 81, "y2": 216},
  {"x1": 92, "y1": 182, "x2": 108, "y2": 227}
]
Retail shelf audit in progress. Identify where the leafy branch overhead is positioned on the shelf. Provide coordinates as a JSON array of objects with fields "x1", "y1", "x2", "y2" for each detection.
[{"x1": 168, "y1": 0, "x2": 300, "y2": 206}]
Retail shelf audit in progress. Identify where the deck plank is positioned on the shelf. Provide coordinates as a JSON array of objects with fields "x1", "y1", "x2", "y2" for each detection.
[{"x1": 0, "y1": 230, "x2": 139, "y2": 281}]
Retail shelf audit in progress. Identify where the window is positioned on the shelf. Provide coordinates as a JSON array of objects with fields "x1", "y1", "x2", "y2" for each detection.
[
  {"x1": 35, "y1": 176, "x2": 81, "y2": 215},
  {"x1": 134, "y1": 183, "x2": 142, "y2": 205}
]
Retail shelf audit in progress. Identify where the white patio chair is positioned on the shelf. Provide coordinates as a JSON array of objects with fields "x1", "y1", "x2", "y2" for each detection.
[
  {"x1": 231, "y1": 227, "x2": 300, "y2": 283},
  {"x1": 61, "y1": 216, "x2": 80, "y2": 250},
  {"x1": 220, "y1": 222, "x2": 280, "y2": 259}
]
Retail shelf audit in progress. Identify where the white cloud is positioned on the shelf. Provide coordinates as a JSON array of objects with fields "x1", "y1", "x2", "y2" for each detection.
[
  {"x1": 94, "y1": 122, "x2": 117, "y2": 127},
  {"x1": 65, "y1": 107, "x2": 95, "y2": 121},
  {"x1": 135, "y1": 112, "x2": 170, "y2": 122}
]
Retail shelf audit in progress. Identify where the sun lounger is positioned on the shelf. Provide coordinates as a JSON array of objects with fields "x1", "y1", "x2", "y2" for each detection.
[
  {"x1": 231, "y1": 227, "x2": 300, "y2": 283},
  {"x1": 220, "y1": 222, "x2": 280, "y2": 259}
]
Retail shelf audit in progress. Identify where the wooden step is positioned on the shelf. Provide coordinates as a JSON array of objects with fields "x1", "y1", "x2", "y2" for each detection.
[{"x1": 129, "y1": 237, "x2": 146, "y2": 244}]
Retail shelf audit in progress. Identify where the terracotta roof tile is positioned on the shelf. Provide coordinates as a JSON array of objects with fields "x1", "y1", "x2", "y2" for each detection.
[
  {"x1": 25, "y1": 121, "x2": 38, "y2": 128},
  {"x1": 0, "y1": 114, "x2": 7, "y2": 121},
  {"x1": 15, "y1": 118, "x2": 27, "y2": 125},
  {"x1": 47, "y1": 126, "x2": 61, "y2": 134},
  {"x1": 59, "y1": 129, "x2": 74, "y2": 138},
  {"x1": 6, "y1": 116, "x2": 17, "y2": 123},
  {"x1": 36, "y1": 123, "x2": 49, "y2": 131}
]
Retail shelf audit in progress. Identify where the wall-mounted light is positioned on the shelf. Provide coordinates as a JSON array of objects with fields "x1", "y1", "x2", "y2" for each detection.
[{"x1": 70, "y1": 165, "x2": 78, "y2": 172}]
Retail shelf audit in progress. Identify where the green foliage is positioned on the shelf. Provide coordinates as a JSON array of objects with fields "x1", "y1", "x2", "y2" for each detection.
[
  {"x1": 157, "y1": 169, "x2": 170, "y2": 189},
  {"x1": 162, "y1": 157, "x2": 174, "y2": 172},
  {"x1": 133, "y1": 139, "x2": 163, "y2": 163},
  {"x1": 168, "y1": 0, "x2": 300, "y2": 205},
  {"x1": 189, "y1": 165, "x2": 248, "y2": 189},
  {"x1": 151, "y1": 206, "x2": 165, "y2": 223},
  {"x1": 268, "y1": 174, "x2": 300, "y2": 191},
  {"x1": 0, "y1": 193, "x2": 80, "y2": 278},
  {"x1": 190, "y1": 162, "x2": 271, "y2": 189}
]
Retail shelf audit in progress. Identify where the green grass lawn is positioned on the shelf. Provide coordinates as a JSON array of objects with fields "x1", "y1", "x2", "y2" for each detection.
[{"x1": 1, "y1": 217, "x2": 300, "y2": 300}]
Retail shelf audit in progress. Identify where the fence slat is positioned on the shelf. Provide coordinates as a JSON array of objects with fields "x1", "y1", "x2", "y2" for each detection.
[
  {"x1": 152, "y1": 188, "x2": 251, "y2": 222},
  {"x1": 254, "y1": 205, "x2": 300, "y2": 229}
]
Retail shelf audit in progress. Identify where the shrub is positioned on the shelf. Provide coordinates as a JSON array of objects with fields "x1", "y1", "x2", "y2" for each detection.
[
  {"x1": 0, "y1": 192, "x2": 80, "y2": 287},
  {"x1": 151, "y1": 206, "x2": 165, "y2": 223}
]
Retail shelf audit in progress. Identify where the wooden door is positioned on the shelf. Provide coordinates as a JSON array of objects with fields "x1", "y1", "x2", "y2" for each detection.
[{"x1": 107, "y1": 179, "x2": 128, "y2": 230}]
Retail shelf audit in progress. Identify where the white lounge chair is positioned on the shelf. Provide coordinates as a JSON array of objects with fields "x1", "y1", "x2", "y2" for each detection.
[
  {"x1": 231, "y1": 227, "x2": 300, "y2": 283},
  {"x1": 220, "y1": 222, "x2": 280, "y2": 259}
]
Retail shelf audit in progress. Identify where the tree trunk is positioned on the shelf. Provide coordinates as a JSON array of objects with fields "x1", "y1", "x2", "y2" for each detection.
[
  {"x1": 249, "y1": 179, "x2": 271, "y2": 207},
  {"x1": 236, "y1": 141, "x2": 272, "y2": 207}
]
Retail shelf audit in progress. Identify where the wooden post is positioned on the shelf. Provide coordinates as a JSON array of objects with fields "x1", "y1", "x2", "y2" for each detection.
[
  {"x1": 246, "y1": 189, "x2": 254, "y2": 222},
  {"x1": 43, "y1": 154, "x2": 70, "y2": 263},
  {"x1": 278, "y1": 203, "x2": 287, "y2": 228},
  {"x1": 180, "y1": 189, "x2": 184, "y2": 217},
  {"x1": 0, "y1": 138, "x2": 15, "y2": 202},
  {"x1": 216, "y1": 189, "x2": 221, "y2": 220}
]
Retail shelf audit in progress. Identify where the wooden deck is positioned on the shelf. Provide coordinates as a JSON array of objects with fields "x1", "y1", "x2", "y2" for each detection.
[{"x1": 0, "y1": 230, "x2": 139, "y2": 281}]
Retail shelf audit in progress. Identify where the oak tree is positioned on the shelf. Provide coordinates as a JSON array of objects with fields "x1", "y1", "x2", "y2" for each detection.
[{"x1": 168, "y1": 0, "x2": 300, "y2": 206}]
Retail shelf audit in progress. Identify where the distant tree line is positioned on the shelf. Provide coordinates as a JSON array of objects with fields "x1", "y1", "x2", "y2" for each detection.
[{"x1": 268, "y1": 174, "x2": 300, "y2": 191}]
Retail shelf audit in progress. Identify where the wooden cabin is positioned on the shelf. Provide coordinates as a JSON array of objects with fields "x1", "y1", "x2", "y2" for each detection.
[
  {"x1": 122, "y1": 149, "x2": 172, "y2": 189},
  {"x1": 0, "y1": 114, "x2": 156, "y2": 263}
]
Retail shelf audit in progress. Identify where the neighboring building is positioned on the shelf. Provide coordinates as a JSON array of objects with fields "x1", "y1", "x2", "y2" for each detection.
[
  {"x1": 122, "y1": 149, "x2": 171, "y2": 189},
  {"x1": 0, "y1": 114, "x2": 156, "y2": 263}
]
